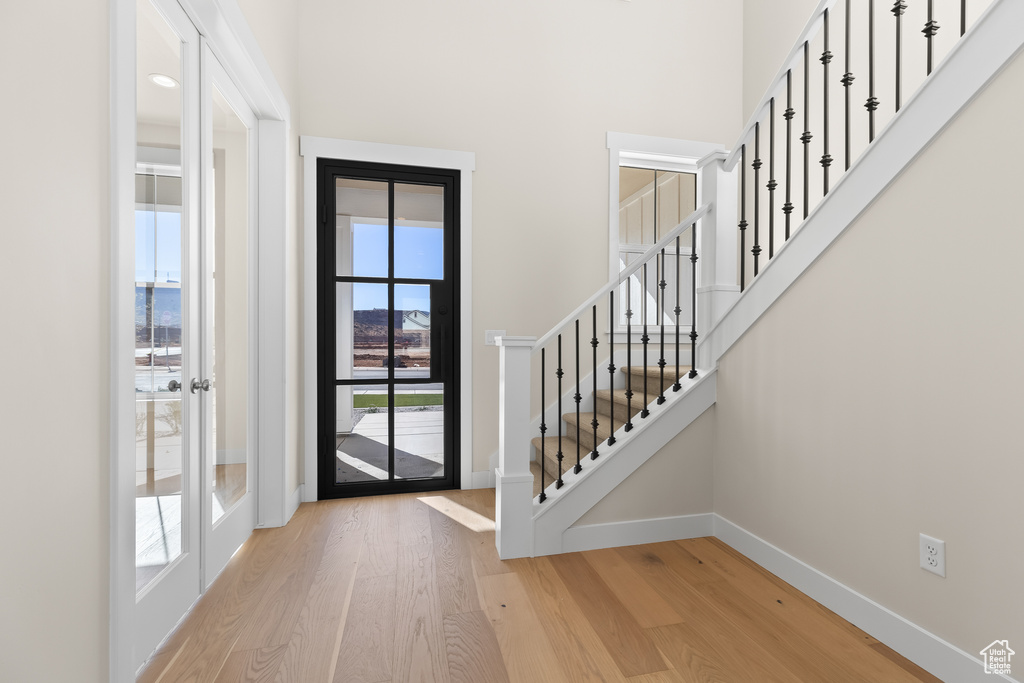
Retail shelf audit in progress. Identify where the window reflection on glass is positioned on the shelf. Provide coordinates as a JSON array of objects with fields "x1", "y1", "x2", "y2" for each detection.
[
  {"x1": 136, "y1": 0, "x2": 183, "y2": 593},
  {"x1": 210, "y1": 84, "x2": 249, "y2": 524}
]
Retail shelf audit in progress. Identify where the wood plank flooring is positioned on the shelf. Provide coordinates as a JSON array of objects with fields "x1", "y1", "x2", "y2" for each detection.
[{"x1": 138, "y1": 490, "x2": 940, "y2": 683}]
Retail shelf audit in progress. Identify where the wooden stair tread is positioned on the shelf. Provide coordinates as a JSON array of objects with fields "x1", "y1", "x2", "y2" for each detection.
[
  {"x1": 620, "y1": 364, "x2": 691, "y2": 379},
  {"x1": 595, "y1": 387, "x2": 670, "y2": 407},
  {"x1": 562, "y1": 411, "x2": 614, "y2": 440},
  {"x1": 530, "y1": 435, "x2": 588, "y2": 481}
]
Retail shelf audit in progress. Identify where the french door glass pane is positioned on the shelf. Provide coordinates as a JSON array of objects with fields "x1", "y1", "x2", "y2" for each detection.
[
  {"x1": 394, "y1": 383, "x2": 444, "y2": 480},
  {"x1": 336, "y1": 178, "x2": 388, "y2": 278},
  {"x1": 210, "y1": 84, "x2": 249, "y2": 524},
  {"x1": 135, "y1": 0, "x2": 183, "y2": 593},
  {"x1": 394, "y1": 183, "x2": 443, "y2": 279}
]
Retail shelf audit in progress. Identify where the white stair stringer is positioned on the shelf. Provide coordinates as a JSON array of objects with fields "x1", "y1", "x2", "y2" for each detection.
[{"x1": 530, "y1": 368, "x2": 716, "y2": 557}]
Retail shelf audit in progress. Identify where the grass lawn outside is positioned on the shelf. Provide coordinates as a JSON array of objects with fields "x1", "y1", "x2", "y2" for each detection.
[{"x1": 354, "y1": 393, "x2": 443, "y2": 409}]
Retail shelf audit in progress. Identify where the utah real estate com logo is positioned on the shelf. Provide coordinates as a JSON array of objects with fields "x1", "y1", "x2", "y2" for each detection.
[{"x1": 980, "y1": 640, "x2": 1014, "y2": 676}]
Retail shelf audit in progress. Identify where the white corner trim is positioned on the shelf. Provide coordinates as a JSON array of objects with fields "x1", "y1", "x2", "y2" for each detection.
[
  {"x1": 470, "y1": 470, "x2": 495, "y2": 489},
  {"x1": 299, "y1": 136, "x2": 475, "y2": 500},
  {"x1": 286, "y1": 484, "x2": 302, "y2": 522},
  {"x1": 713, "y1": 515, "x2": 1019, "y2": 683},
  {"x1": 562, "y1": 513, "x2": 714, "y2": 553}
]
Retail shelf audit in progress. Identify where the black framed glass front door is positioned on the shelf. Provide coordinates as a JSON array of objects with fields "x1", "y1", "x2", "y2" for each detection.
[{"x1": 317, "y1": 159, "x2": 459, "y2": 498}]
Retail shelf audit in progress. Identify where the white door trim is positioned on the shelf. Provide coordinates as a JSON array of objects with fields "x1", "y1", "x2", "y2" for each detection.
[{"x1": 300, "y1": 136, "x2": 476, "y2": 500}]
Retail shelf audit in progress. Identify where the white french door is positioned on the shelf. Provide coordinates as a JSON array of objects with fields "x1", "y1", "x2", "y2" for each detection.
[{"x1": 133, "y1": 0, "x2": 257, "y2": 669}]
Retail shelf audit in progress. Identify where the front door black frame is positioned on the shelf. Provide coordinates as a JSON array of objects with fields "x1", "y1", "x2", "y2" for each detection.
[{"x1": 317, "y1": 158, "x2": 460, "y2": 499}]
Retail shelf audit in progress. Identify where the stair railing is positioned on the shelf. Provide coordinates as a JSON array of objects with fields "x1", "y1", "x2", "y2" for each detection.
[
  {"x1": 496, "y1": 193, "x2": 733, "y2": 558},
  {"x1": 726, "y1": 0, "x2": 992, "y2": 295},
  {"x1": 496, "y1": 0, "x2": 994, "y2": 560}
]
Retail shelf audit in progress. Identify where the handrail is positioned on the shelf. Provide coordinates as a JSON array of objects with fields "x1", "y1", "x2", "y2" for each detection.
[
  {"x1": 532, "y1": 203, "x2": 710, "y2": 354},
  {"x1": 723, "y1": 0, "x2": 837, "y2": 171}
]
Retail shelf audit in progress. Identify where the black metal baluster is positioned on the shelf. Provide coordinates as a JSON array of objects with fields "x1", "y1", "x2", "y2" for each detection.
[
  {"x1": 625, "y1": 275, "x2": 634, "y2": 432},
  {"x1": 591, "y1": 304, "x2": 600, "y2": 459},
  {"x1": 606, "y1": 291, "x2": 616, "y2": 446},
  {"x1": 923, "y1": 0, "x2": 939, "y2": 75},
  {"x1": 573, "y1": 319, "x2": 582, "y2": 474},
  {"x1": 673, "y1": 235, "x2": 682, "y2": 391},
  {"x1": 867, "y1": 0, "x2": 879, "y2": 141},
  {"x1": 689, "y1": 219, "x2": 698, "y2": 379},
  {"x1": 960, "y1": 0, "x2": 966, "y2": 36},
  {"x1": 753, "y1": 121, "x2": 762, "y2": 276},
  {"x1": 821, "y1": 8, "x2": 833, "y2": 195},
  {"x1": 539, "y1": 348, "x2": 546, "y2": 502},
  {"x1": 739, "y1": 143, "x2": 748, "y2": 291},
  {"x1": 894, "y1": 0, "x2": 906, "y2": 111},
  {"x1": 657, "y1": 248, "x2": 667, "y2": 405},
  {"x1": 802, "y1": 41, "x2": 812, "y2": 219},
  {"x1": 556, "y1": 335, "x2": 564, "y2": 489},
  {"x1": 784, "y1": 72, "x2": 794, "y2": 240},
  {"x1": 768, "y1": 97, "x2": 777, "y2": 259},
  {"x1": 640, "y1": 262, "x2": 650, "y2": 419},
  {"x1": 843, "y1": 0, "x2": 854, "y2": 171}
]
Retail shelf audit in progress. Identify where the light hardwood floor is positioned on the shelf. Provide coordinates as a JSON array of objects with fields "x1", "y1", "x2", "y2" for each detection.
[{"x1": 138, "y1": 489, "x2": 940, "y2": 683}]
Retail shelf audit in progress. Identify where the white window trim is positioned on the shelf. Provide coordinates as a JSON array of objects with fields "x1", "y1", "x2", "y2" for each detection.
[
  {"x1": 299, "y1": 136, "x2": 476, "y2": 501},
  {"x1": 606, "y1": 132, "x2": 720, "y2": 344}
]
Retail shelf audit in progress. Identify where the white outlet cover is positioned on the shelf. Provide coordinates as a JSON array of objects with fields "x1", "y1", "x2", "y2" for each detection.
[
  {"x1": 485, "y1": 330, "x2": 506, "y2": 346},
  {"x1": 920, "y1": 533, "x2": 946, "y2": 577}
]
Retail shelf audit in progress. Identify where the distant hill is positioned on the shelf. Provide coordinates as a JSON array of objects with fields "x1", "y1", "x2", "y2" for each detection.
[{"x1": 135, "y1": 286, "x2": 182, "y2": 326}]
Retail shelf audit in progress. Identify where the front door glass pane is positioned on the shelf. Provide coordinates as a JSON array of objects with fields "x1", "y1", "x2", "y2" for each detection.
[
  {"x1": 339, "y1": 282, "x2": 390, "y2": 380},
  {"x1": 395, "y1": 284, "x2": 431, "y2": 379},
  {"x1": 135, "y1": 0, "x2": 183, "y2": 593},
  {"x1": 393, "y1": 383, "x2": 444, "y2": 479},
  {"x1": 394, "y1": 183, "x2": 443, "y2": 280},
  {"x1": 336, "y1": 178, "x2": 388, "y2": 278},
  {"x1": 210, "y1": 84, "x2": 249, "y2": 524},
  {"x1": 335, "y1": 385, "x2": 391, "y2": 484}
]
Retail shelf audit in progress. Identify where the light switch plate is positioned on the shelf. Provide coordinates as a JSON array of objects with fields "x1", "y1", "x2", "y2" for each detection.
[{"x1": 485, "y1": 330, "x2": 507, "y2": 346}]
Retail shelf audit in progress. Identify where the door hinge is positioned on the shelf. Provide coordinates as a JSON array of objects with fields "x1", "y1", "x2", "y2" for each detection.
[{"x1": 321, "y1": 202, "x2": 327, "y2": 224}]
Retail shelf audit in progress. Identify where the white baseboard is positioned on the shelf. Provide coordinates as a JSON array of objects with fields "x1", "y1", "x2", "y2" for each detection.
[
  {"x1": 713, "y1": 514, "x2": 1019, "y2": 683},
  {"x1": 286, "y1": 484, "x2": 302, "y2": 523},
  {"x1": 562, "y1": 513, "x2": 714, "y2": 553}
]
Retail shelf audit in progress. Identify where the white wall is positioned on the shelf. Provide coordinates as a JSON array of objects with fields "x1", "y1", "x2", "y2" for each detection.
[
  {"x1": 294, "y1": 0, "x2": 744, "y2": 475},
  {"x1": 575, "y1": 406, "x2": 715, "y2": 525},
  {"x1": 0, "y1": 1, "x2": 110, "y2": 681},
  {"x1": 714, "y1": 47, "x2": 1024, "y2": 658}
]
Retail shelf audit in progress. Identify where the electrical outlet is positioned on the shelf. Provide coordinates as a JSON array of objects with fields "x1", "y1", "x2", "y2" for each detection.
[
  {"x1": 919, "y1": 534, "x2": 946, "y2": 577},
  {"x1": 485, "y1": 330, "x2": 506, "y2": 346}
]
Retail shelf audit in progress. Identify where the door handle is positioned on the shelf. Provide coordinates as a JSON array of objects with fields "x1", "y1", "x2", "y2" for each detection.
[
  {"x1": 190, "y1": 378, "x2": 211, "y2": 394},
  {"x1": 167, "y1": 380, "x2": 182, "y2": 392}
]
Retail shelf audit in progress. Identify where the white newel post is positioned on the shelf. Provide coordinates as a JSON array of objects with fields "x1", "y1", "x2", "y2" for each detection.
[
  {"x1": 697, "y1": 152, "x2": 740, "y2": 369},
  {"x1": 494, "y1": 335, "x2": 536, "y2": 559}
]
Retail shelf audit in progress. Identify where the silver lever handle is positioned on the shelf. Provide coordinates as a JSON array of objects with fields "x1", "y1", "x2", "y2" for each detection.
[
  {"x1": 167, "y1": 380, "x2": 182, "y2": 392},
  {"x1": 190, "y1": 378, "x2": 211, "y2": 394}
]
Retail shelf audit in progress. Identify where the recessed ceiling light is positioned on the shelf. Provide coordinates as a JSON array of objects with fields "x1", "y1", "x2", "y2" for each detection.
[{"x1": 148, "y1": 73, "x2": 179, "y2": 89}]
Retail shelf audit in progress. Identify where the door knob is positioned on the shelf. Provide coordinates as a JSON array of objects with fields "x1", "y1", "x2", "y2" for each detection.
[
  {"x1": 190, "y1": 378, "x2": 211, "y2": 394},
  {"x1": 167, "y1": 380, "x2": 182, "y2": 392}
]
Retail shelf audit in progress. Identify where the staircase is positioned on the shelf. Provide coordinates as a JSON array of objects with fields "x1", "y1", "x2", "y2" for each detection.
[
  {"x1": 495, "y1": 0, "x2": 1016, "y2": 561},
  {"x1": 531, "y1": 364, "x2": 689, "y2": 483}
]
